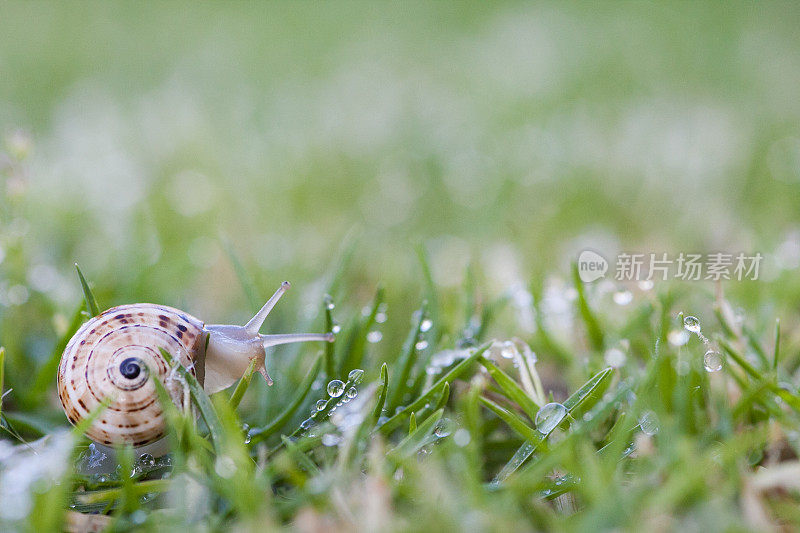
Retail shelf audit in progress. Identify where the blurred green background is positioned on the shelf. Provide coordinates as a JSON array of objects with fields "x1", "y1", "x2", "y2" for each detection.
[{"x1": 1, "y1": 2, "x2": 800, "y2": 391}]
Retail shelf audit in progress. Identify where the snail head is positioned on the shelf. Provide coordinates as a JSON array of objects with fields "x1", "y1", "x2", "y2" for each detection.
[{"x1": 202, "y1": 281, "x2": 334, "y2": 394}]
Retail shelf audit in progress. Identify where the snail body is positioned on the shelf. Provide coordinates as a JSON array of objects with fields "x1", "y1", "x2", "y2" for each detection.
[{"x1": 57, "y1": 281, "x2": 332, "y2": 448}]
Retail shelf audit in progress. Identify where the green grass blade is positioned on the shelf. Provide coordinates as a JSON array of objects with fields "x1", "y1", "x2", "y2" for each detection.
[
  {"x1": 492, "y1": 367, "x2": 614, "y2": 484},
  {"x1": 479, "y1": 356, "x2": 539, "y2": 421},
  {"x1": 416, "y1": 244, "x2": 439, "y2": 346},
  {"x1": 323, "y1": 294, "x2": 336, "y2": 378},
  {"x1": 247, "y1": 355, "x2": 322, "y2": 445},
  {"x1": 28, "y1": 302, "x2": 85, "y2": 404},
  {"x1": 340, "y1": 285, "x2": 384, "y2": 375},
  {"x1": 479, "y1": 396, "x2": 541, "y2": 443},
  {"x1": 220, "y1": 236, "x2": 261, "y2": 313},
  {"x1": 74, "y1": 263, "x2": 100, "y2": 317},
  {"x1": 159, "y1": 347, "x2": 224, "y2": 449},
  {"x1": 229, "y1": 357, "x2": 259, "y2": 410},
  {"x1": 773, "y1": 319, "x2": 781, "y2": 372},
  {"x1": 563, "y1": 367, "x2": 614, "y2": 413},
  {"x1": 388, "y1": 408, "x2": 443, "y2": 460},
  {"x1": 379, "y1": 342, "x2": 489, "y2": 435},
  {"x1": 386, "y1": 303, "x2": 427, "y2": 411},
  {"x1": 571, "y1": 262, "x2": 604, "y2": 351},
  {"x1": 408, "y1": 411, "x2": 417, "y2": 433},
  {"x1": 371, "y1": 362, "x2": 389, "y2": 422}
]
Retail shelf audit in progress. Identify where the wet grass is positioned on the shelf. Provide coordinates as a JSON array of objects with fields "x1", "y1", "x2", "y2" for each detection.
[{"x1": 2, "y1": 2, "x2": 800, "y2": 531}]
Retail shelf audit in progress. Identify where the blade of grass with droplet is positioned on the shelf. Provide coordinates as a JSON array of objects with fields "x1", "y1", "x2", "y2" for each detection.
[
  {"x1": 492, "y1": 367, "x2": 614, "y2": 484},
  {"x1": 281, "y1": 435, "x2": 322, "y2": 475},
  {"x1": 28, "y1": 302, "x2": 85, "y2": 404},
  {"x1": 340, "y1": 286, "x2": 384, "y2": 376},
  {"x1": 247, "y1": 354, "x2": 322, "y2": 446},
  {"x1": 159, "y1": 347, "x2": 223, "y2": 449},
  {"x1": 379, "y1": 342, "x2": 489, "y2": 435},
  {"x1": 479, "y1": 396, "x2": 541, "y2": 443},
  {"x1": 386, "y1": 303, "x2": 427, "y2": 412},
  {"x1": 74, "y1": 263, "x2": 100, "y2": 317},
  {"x1": 571, "y1": 262, "x2": 604, "y2": 351},
  {"x1": 416, "y1": 244, "x2": 439, "y2": 346},
  {"x1": 371, "y1": 362, "x2": 388, "y2": 423},
  {"x1": 479, "y1": 357, "x2": 539, "y2": 421},
  {"x1": 388, "y1": 408, "x2": 443, "y2": 461},
  {"x1": 323, "y1": 294, "x2": 336, "y2": 378}
]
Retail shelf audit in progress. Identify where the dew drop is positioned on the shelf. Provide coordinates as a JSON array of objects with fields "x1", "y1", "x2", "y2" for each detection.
[
  {"x1": 327, "y1": 379, "x2": 345, "y2": 397},
  {"x1": 604, "y1": 348, "x2": 626, "y2": 368},
  {"x1": 321, "y1": 433, "x2": 341, "y2": 447},
  {"x1": 316, "y1": 399, "x2": 328, "y2": 410},
  {"x1": 375, "y1": 312, "x2": 387, "y2": 323},
  {"x1": 420, "y1": 319, "x2": 433, "y2": 332},
  {"x1": 453, "y1": 428, "x2": 471, "y2": 447},
  {"x1": 326, "y1": 300, "x2": 335, "y2": 311},
  {"x1": 214, "y1": 455, "x2": 236, "y2": 478},
  {"x1": 638, "y1": 410, "x2": 659, "y2": 435},
  {"x1": 535, "y1": 402, "x2": 567, "y2": 434},
  {"x1": 667, "y1": 329, "x2": 690, "y2": 347},
  {"x1": 434, "y1": 418, "x2": 454, "y2": 438},
  {"x1": 300, "y1": 418, "x2": 314, "y2": 430},
  {"x1": 500, "y1": 341, "x2": 516, "y2": 359},
  {"x1": 613, "y1": 290, "x2": 633, "y2": 306},
  {"x1": 136, "y1": 453, "x2": 155, "y2": 469},
  {"x1": 683, "y1": 315, "x2": 701, "y2": 333},
  {"x1": 331, "y1": 323, "x2": 341, "y2": 334},
  {"x1": 415, "y1": 340, "x2": 429, "y2": 350},
  {"x1": 347, "y1": 368, "x2": 364, "y2": 384},
  {"x1": 346, "y1": 387, "x2": 358, "y2": 399},
  {"x1": 367, "y1": 330, "x2": 383, "y2": 343},
  {"x1": 704, "y1": 350, "x2": 723, "y2": 372}
]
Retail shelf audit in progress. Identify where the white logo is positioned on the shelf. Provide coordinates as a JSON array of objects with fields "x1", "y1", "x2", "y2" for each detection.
[{"x1": 578, "y1": 250, "x2": 608, "y2": 282}]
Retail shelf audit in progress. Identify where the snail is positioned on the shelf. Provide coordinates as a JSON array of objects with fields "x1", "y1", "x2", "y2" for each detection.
[{"x1": 57, "y1": 281, "x2": 333, "y2": 451}]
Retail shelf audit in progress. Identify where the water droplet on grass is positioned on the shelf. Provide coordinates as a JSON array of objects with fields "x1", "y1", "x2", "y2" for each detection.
[
  {"x1": 367, "y1": 330, "x2": 383, "y2": 343},
  {"x1": 500, "y1": 341, "x2": 516, "y2": 359},
  {"x1": 683, "y1": 315, "x2": 701, "y2": 333},
  {"x1": 327, "y1": 380, "x2": 345, "y2": 397},
  {"x1": 346, "y1": 387, "x2": 357, "y2": 399},
  {"x1": 604, "y1": 348, "x2": 626, "y2": 368},
  {"x1": 347, "y1": 368, "x2": 364, "y2": 384},
  {"x1": 415, "y1": 340, "x2": 429, "y2": 350},
  {"x1": 326, "y1": 300, "x2": 335, "y2": 311},
  {"x1": 704, "y1": 350, "x2": 723, "y2": 372},
  {"x1": 668, "y1": 329, "x2": 690, "y2": 346},
  {"x1": 316, "y1": 399, "x2": 328, "y2": 410},
  {"x1": 420, "y1": 319, "x2": 433, "y2": 332},
  {"x1": 638, "y1": 410, "x2": 659, "y2": 435},
  {"x1": 535, "y1": 402, "x2": 567, "y2": 433},
  {"x1": 331, "y1": 323, "x2": 341, "y2": 334},
  {"x1": 321, "y1": 434, "x2": 341, "y2": 447},
  {"x1": 453, "y1": 428, "x2": 471, "y2": 447},
  {"x1": 434, "y1": 418, "x2": 454, "y2": 438},
  {"x1": 613, "y1": 290, "x2": 633, "y2": 305}
]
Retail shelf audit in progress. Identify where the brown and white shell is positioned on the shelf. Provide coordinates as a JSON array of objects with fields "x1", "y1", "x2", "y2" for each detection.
[{"x1": 57, "y1": 304, "x2": 206, "y2": 447}]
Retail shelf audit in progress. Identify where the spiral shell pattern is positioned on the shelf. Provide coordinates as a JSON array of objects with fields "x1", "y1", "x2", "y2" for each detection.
[{"x1": 57, "y1": 304, "x2": 206, "y2": 446}]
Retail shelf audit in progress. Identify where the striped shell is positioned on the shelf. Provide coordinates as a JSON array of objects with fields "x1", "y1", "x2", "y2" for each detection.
[{"x1": 57, "y1": 304, "x2": 206, "y2": 447}]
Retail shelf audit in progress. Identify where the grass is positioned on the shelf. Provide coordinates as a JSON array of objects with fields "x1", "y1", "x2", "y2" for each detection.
[
  {"x1": 2, "y1": 2, "x2": 800, "y2": 531},
  {"x1": 3, "y1": 262, "x2": 800, "y2": 530}
]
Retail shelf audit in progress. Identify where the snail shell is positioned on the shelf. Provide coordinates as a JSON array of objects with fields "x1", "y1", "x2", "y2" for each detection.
[
  {"x1": 57, "y1": 281, "x2": 333, "y2": 449},
  {"x1": 57, "y1": 304, "x2": 205, "y2": 447}
]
